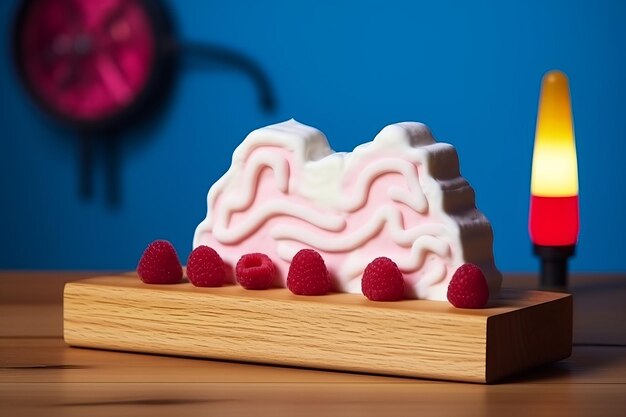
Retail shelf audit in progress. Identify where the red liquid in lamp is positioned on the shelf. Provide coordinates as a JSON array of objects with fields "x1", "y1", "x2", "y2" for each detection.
[{"x1": 529, "y1": 195, "x2": 578, "y2": 246}]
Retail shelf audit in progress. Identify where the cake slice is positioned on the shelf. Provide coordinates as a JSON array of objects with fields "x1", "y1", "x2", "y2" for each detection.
[{"x1": 194, "y1": 119, "x2": 501, "y2": 300}]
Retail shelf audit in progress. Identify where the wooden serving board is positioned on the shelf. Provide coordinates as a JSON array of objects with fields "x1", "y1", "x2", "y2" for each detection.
[{"x1": 63, "y1": 274, "x2": 572, "y2": 383}]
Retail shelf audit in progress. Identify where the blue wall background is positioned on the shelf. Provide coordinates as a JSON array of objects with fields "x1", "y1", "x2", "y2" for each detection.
[{"x1": 1, "y1": 0, "x2": 625, "y2": 272}]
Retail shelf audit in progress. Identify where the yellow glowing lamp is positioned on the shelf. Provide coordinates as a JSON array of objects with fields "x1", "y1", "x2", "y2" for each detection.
[
  {"x1": 531, "y1": 71, "x2": 579, "y2": 198},
  {"x1": 529, "y1": 70, "x2": 579, "y2": 288}
]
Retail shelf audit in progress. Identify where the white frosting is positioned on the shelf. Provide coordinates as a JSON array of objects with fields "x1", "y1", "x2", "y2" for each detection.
[{"x1": 194, "y1": 119, "x2": 502, "y2": 300}]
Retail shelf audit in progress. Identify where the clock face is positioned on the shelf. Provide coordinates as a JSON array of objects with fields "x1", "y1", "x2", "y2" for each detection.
[{"x1": 15, "y1": 0, "x2": 158, "y2": 125}]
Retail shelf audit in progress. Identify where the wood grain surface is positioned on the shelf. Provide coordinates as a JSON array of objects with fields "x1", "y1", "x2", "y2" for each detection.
[
  {"x1": 63, "y1": 275, "x2": 572, "y2": 383},
  {"x1": 1, "y1": 272, "x2": 625, "y2": 416}
]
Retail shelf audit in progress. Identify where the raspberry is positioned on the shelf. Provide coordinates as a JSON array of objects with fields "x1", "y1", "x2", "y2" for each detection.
[
  {"x1": 235, "y1": 253, "x2": 275, "y2": 290},
  {"x1": 361, "y1": 257, "x2": 405, "y2": 301},
  {"x1": 186, "y1": 246, "x2": 225, "y2": 287},
  {"x1": 137, "y1": 240, "x2": 183, "y2": 284},
  {"x1": 447, "y1": 263, "x2": 489, "y2": 308},
  {"x1": 287, "y1": 249, "x2": 332, "y2": 296}
]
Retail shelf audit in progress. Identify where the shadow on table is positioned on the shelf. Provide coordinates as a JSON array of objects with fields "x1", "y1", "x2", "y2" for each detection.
[{"x1": 499, "y1": 343, "x2": 625, "y2": 384}]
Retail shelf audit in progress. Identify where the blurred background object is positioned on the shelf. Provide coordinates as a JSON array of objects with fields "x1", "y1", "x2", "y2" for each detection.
[
  {"x1": 12, "y1": 0, "x2": 274, "y2": 206},
  {"x1": 1, "y1": 0, "x2": 624, "y2": 274}
]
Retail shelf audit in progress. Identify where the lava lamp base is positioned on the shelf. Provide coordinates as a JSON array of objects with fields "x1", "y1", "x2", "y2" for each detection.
[{"x1": 533, "y1": 244, "x2": 576, "y2": 289}]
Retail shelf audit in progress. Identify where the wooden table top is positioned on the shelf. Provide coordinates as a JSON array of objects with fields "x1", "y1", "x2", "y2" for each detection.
[{"x1": 1, "y1": 271, "x2": 625, "y2": 416}]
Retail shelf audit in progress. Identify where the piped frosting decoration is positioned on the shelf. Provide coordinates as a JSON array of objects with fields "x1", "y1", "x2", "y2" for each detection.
[{"x1": 193, "y1": 119, "x2": 502, "y2": 301}]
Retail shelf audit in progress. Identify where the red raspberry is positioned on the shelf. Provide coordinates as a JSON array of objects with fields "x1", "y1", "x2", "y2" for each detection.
[
  {"x1": 361, "y1": 257, "x2": 405, "y2": 301},
  {"x1": 235, "y1": 253, "x2": 275, "y2": 290},
  {"x1": 447, "y1": 263, "x2": 489, "y2": 308},
  {"x1": 186, "y1": 246, "x2": 225, "y2": 287},
  {"x1": 287, "y1": 249, "x2": 332, "y2": 296},
  {"x1": 137, "y1": 240, "x2": 183, "y2": 284}
]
